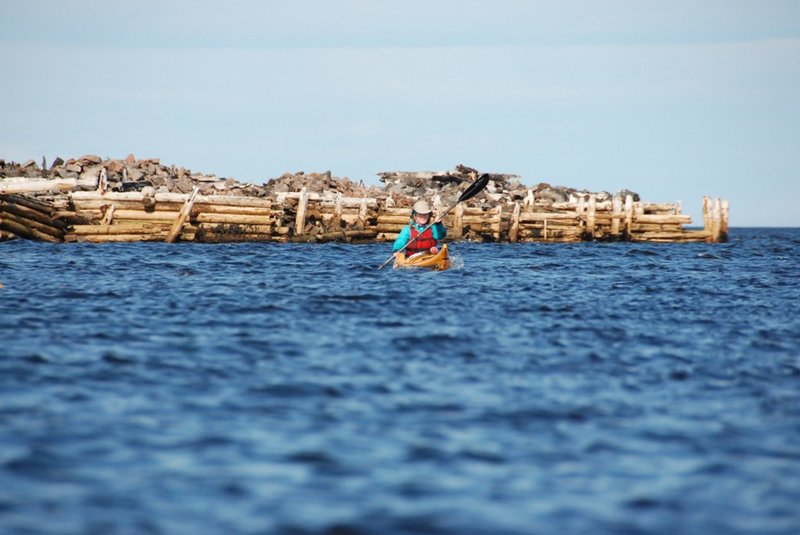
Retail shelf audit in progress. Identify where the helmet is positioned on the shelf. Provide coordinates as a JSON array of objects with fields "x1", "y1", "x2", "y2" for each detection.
[{"x1": 412, "y1": 200, "x2": 432, "y2": 214}]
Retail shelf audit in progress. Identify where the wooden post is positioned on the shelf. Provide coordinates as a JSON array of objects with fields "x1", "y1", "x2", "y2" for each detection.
[
  {"x1": 543, "y1": 218, "x2": 548, "y2": 240},
  {"x1": 101, "y1": 204, "x2": 115, "y2": 225},
  {"x1": 586, "y1": 194, "x2": 596, "y2": 239},
  {"x1": 720, "y1": 199, "x2": 730, "y2": 239},
  {"x1": 453, "y1": 203, "x2": 464, "y2": 239},
  {"x1": 432, "y1": 194, "x2": 442, "y2": 220},
  {"x1": 624, "y1": 194, "x2": 633, "y2": 239},
  {"x1": 711, "y1": 198, "x2": 722, "y2": 242},
  {"x1": 509, "y1": 201, "x2": 521, "y2": 243},
  {"x1": 357, "y1": 196, "x2": 368, "y2": 228},
  {"x1": 98, "y1": 168, "x2": 108, "y2": 194},
  {"x1": 524, "y1": 189, "x2": 535, "y2": 210},
  {"x1": 577, "y1": 195, "x2": 586, "y2": 236},
  {"x1": 494, "y1": 205, "x2": 502, "y2": 241},
  {"x1": 165, "y1": 187, "x2": 198, "y2": 243},
  {"x1": 611, "y1": 194, "x2": 622, "y2": 237},
  {"x1": 295, "y1": 187, "x2": 308, "y2": 235},
  {"x1": 702, "y1": 196, "x2": 711, "y2": 236},
  {"x1": 329, "y1": 192, "x2": 343, "y2": 230}
]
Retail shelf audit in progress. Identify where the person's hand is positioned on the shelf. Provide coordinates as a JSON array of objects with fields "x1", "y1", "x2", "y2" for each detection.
[{"x1": 429, "y1": 246, "x2": 438, "y2": 254}]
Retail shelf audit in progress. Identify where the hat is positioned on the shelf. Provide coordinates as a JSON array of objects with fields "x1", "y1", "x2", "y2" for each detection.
[{"x1": 412, "y1": 200, "x2": 432, "y2": 214}]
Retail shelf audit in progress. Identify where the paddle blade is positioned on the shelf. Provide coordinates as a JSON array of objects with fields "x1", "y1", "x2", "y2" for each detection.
[{"x1": 457, "y1": 173, "x2": 490, "y2": 203}]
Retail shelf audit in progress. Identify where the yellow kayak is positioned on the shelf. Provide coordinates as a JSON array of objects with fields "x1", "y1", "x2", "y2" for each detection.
[{"x1": 393, "y1": 244, "x2": 450, "y2": 271}]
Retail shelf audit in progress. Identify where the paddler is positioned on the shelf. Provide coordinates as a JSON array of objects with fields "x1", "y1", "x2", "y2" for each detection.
[{"x1": 392, "y1": 200, "x2": 446, "y2": 258}]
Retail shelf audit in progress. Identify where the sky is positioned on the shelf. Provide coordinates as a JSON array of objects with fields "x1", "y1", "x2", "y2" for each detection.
[{"x1": 2, "y1": 0, "x2": 798, "y2": 226}]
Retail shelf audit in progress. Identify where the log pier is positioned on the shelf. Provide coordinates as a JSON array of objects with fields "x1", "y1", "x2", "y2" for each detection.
[{"x1": 0, "y1": 168, "x2": 729, "y2": 245}]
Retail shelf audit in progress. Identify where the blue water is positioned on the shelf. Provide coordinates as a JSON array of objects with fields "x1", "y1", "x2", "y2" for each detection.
[{"x1": 1, "y1": 228, "x2": 799, "y2": 534}]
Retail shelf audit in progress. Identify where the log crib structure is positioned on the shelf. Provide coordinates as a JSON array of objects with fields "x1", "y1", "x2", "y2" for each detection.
[{"x1": 1, "y1": 173, "x2": 729, "y2": 245}]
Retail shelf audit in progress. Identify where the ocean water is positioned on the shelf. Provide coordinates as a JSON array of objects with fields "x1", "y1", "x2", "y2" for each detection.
[{"x1": 1, "y1": 228, "x2": 799, "y2": 534}]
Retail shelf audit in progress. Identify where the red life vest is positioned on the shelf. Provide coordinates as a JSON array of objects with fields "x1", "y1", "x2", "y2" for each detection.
[{"x1": 406, "y1": 225, "x2": 438, "y2": 256}]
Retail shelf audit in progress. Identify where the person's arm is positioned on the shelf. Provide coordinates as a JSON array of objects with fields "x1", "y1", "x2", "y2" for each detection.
[
  {"x1": 392, "y1": 226, "x2": 411, "y2": 253},
  {"x1": 431, "y1": 221, "x2": 447, "y2": 240}
]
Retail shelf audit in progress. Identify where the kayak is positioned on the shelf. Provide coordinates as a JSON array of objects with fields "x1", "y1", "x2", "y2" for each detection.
[{"x1": 393, "y1": 244, "x2": 450, "y2": 271}]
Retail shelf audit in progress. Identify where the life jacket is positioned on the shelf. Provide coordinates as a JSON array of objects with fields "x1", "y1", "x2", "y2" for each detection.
[{"x1": 406, "y1": 225, "x2": 438, "y2": 256}]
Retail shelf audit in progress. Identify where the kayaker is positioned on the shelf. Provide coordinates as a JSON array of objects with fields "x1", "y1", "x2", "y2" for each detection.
[{"x1": 392, "y1": 200, "x2": 446, "y2": 257}]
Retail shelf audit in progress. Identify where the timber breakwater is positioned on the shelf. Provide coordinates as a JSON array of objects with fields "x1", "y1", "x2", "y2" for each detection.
[{"x1": 0, "y1": 155, "x2": 729, "y2": 244}]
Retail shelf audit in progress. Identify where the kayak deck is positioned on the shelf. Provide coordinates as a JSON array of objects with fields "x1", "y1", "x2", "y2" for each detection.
[{"x1": 393, "y1": 244, "x2": 450, "y2": 271}]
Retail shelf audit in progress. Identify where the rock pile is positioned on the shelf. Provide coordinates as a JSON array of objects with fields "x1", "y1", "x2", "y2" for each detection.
[
  {"x1": 0, "y1": 154, "x2": 269, "y2": 197},
  {"x1": 261, "y1": 171, "x2": 383, "y2": 198},
  {"x1": 1, "y1": 155, "x2": 640, "y2": 207},
  {"x1": 378, "y1": 163, "x2": 640, "y2": 208}
]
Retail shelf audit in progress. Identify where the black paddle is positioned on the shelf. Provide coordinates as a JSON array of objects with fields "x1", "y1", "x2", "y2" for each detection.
[{"x1": 378, "y1": 173, "x2": 491, "y2": 269}]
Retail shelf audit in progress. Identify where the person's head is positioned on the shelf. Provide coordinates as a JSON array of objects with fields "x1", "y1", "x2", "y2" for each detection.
[{"x1": 412, "y1": 200, "x2": 432, "y2": 224}]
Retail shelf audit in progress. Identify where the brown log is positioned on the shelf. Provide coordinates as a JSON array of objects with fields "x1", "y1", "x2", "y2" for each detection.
[
  {"x1": 0, "y1": 211, "x2": 64, "y2": 239},
  {"x1": 193, "y1": 204, "x2": 275, "y2": 216},
  {"x1": 75, "y1": 233, "x2": 168, "y2": 243},
  {"x1": 196, "y1": 223, "x2": 274, "y2": 233},
  {"x1": 194, "y1": 213, "x2": 275, "y2": 225},
  {"x1": 113, "y1": 209, "x2": 180, "y2": 221},
  {"x1": 0, "y1": 200, "x2": 67, "y2": 229},
  {"x1": 0, "y1": 217, "x2": 61, "y2": 242},
  {"x1": 71, "y1": 223, "x2": 170, "y2": 235},
  {"x1": 519, "y1": 213, "x2": 579, "y2": 222},
  {"x1": 634, "y1": 214, "x2": 692, "y2": 225},
  {"x1": 166, "y1": 188, "x2": 199, "y2": 243}
]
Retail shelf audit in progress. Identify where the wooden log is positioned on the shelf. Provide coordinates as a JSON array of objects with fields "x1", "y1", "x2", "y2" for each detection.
[
  {"x1": 166, "y1": 187, "x2": 199, "y2": 243},
  {"x1": 100, "y1": 204, "x2": 115, "y2": 225},
  {"x1": 75, "y1": 233, "x2": 168, "y2": 243},
  {"x1": 519, "y1": 213, "x2": 579, "y2": 222},
  {"x1": 113, "y1": 210, "x2": 180, "y2": 221},
  {"x1": 0, "y1": 194, "x2": 58, "y2": 215},
  {"x1": 453, "y1": 203, "x2": 464, "y2": 239},
  {"x1": 294, "y1": 187, "x2": 308, "y2": 236},
  {"x1": 509, "y1": 201, "x2": 520, "y2": 243},
  {"x1": 71, "y1": 191, "x2": 277, "y2": 208},
  {"x1": 586, "y1": 194, "x2": 596, "y2": 238},
  {"x1": 639, "y1": 202, "x2": 681, "y2": 213},
  {"x1": 0, "y1": 200, "x2": 67, "y2": 229},
  {"x1": 380, "y1": 207, "x2": 413, "y2": 216},
  {"x1": 357, "y1": 197, "x2": 369, "y2": 227},
  {"x1": 71, "y1": 223, "x2": 169, "y2": 235},
  {"x1": 0, "y1": 211, "x2": 64, "y2": 239},
  {"x1": 0, "y1": 217, "x2": 61, "y2": 242},
  {"x1": 710, "y1": 198, "x2": 722, "y2": 243},
  {"x1": 720, "y1": 200, "x2": 730, "y2": 238},
  {"x1": 634, "y1": 214, "x2": 692, "y2": 225},
  {"x1": 493, "y1": 205, "x2": 503, "y2": 240},
  {"x1": 329, "y1": 192, "x2": 343, "y2": 231},
  {"x1": 611, "y1": 195, "x2": 622, "y2": 236},
  {"x1": 194, "y1": 213, "x2": 275, "y2": 225},
  {"x1": 624, "y1": 195, "x2": 634, "y2": 238},
  {"x1": 377, "y1": 215, "x2": 412, "y2": 224},
  {"x1": 197, "y1": 223, "x2": 274, "y2": 234},
  {"x1": 0, "y1": 176, "x2": 96, "y2": 194},
  {"x1": 523, "y1": 190, "x2": 535, "y2": 209}
]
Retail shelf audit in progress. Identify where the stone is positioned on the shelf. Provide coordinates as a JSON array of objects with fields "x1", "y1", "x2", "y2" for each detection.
[
  {"x1": 79, "y1": 154, "x2": 102, "y2": 164},
  {"x1": 65, "y1": 163, "x2": 82, "y2": 173},
  {"x1": 107, "y1": 160, "x2": 124, "y2": 173},
  {"x1": 125, "y1": 153, "x2": 136, "y2": 163},
  {"x1": 21, "y1": 159, "x2": 37, "y2": 169}
]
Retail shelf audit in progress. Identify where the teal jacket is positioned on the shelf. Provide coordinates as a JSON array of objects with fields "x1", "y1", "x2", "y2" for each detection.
[{"x1": 392, "y1": 221, "x2": 447, "y2": 252}]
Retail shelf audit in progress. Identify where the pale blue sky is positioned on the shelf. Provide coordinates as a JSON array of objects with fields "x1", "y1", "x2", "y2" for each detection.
[{"x1": 2, "y1": 1, "x2": 799, "y2": 226}]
